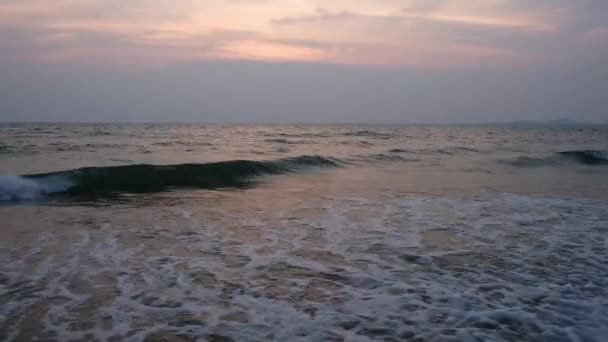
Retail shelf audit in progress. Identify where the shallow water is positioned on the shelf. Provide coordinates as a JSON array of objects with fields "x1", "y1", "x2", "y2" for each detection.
[{"x1": 1, "y1": 124, "x2": 607, "y2": 341}]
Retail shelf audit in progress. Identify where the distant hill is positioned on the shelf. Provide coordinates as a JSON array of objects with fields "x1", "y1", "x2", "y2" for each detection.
[{"x1": 492, "y1": 118, "x2": 601, "y2": 126}]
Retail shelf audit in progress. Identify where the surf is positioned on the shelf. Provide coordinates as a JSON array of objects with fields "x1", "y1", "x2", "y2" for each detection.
[{"x1": 0, "y1": 155, "x2": 341, "y2": 201}]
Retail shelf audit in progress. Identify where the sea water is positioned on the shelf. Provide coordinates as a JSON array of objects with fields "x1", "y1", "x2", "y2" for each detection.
[{"x1": 0, "y1": 123, "x2": 607, "y2": 341}]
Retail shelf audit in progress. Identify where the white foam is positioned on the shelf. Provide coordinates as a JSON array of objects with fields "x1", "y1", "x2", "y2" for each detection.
[
  {"x1": 1, "y1": 192, "x2": 607, "y2": 341},
  {"x1": 0, "y1": 175, "x2": 72, "y2": 201}
]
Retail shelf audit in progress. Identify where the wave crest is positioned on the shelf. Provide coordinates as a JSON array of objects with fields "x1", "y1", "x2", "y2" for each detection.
[
  {"x1": 0, "y1": 175, "x2": 72, "y2": 201},
  {"x1": 504, "y1": 150, "x2": 608, "y2": 167},
  {"x1": 1, "y1": 155, "x2": 340, "y2": 201}
]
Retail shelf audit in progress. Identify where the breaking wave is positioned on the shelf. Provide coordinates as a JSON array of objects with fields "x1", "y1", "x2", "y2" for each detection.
[
  {"x1": 0, "y1": 175, "x2": 72, "y2": 201},
  {"x1": 504, "y1": 150, "x2": 608, "y2": 167},
  {"x1": 0, "y1": 155, "x2": 341, "y2": 201},
  {"x1": 557, "y1": 150, "x2": 608, "y2": 165}
]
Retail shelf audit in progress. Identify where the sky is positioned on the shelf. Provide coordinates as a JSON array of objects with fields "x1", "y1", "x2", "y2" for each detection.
[{"x1": 0, "y1": 0, "x2": 607, "y2": 123}]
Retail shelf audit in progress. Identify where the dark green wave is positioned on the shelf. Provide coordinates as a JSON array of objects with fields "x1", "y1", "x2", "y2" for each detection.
[{"x1": 24, "y1": 155, "x2": 341, "y2": 196}]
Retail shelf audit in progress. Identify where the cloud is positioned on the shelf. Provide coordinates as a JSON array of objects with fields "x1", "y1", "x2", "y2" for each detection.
[
  {"x1": 0, "y1": 0, "x2": 606, "y2": 69},
  {"x1": 272, "y1": 8, "x2": 358, "y2": 26}
]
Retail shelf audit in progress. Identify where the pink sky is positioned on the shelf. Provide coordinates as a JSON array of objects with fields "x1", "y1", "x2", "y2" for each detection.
[
  {"x1": 1, "y1": 0, "x2": 606, "y2": 69},
  {"x1": 1, "y1": 1, "x2": 607, "y2": 123}
]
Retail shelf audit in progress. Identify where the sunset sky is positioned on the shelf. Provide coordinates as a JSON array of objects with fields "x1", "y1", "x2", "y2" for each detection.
[{"x1": 1, "y1": 0, "x2": 607, "y2": 122}]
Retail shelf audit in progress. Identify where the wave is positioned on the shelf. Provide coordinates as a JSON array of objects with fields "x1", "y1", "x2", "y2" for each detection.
[
  {"x1": 367, "y1": 153, "x2": 419, "y2": 162},
  {"x1": 0, "y1": 175, "x2": 72, "y2": 201},
  {"x1": 504, "y1": 150, "x2": 608, "y2": 167},
  {"x1": 338, "y1": 140, "x2": 375, "y2": 147},
  {"x1": 265, "y1": 138, "x2": 297, "y2": 144},
  {"x1": 151, "y1": 141, "x2": 213, "y2": 147},
  {"x1": 0, "y1": 144, "x2": 13, "y2": 154},
  {"x1": 388, "y1": 148, "x2": 409, "y2": 153},
  {"x1": 503, "y1": 156, "x2": 557, "y2": 167},
  {"x1": 91, "y1": 130, "x2": 114, "y2": 136},
  {"x1": 263, "y1": 132, "x2": 330, "y2": 138},
  {"x1": 49, "y1": 142, "x2": 83, "y2": 152},
  {"x1": 557, "y1": 150, "x2": 608, "y2": 165},
  {"x1": 435, "y1": 147, "x2": 481, "y2": 154},
  {"x1": 343, "y1": 130, "x2": 394, "y2": 139},
  {"x1": 1, "y1": 155, "x2": 340, "y2": 201},
  {"x1": 387, "y1": 147, "x2": 480, "y2": 155}
]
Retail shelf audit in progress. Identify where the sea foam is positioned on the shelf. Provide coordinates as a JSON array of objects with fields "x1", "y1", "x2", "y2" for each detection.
[{"x1": 0, "y1": 175, "x2": 72, "y2": 201}]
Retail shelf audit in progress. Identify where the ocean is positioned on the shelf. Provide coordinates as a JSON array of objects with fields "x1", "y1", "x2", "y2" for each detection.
[{"x1": 1, "y1": 123, "x2": 607, "y2": 341}]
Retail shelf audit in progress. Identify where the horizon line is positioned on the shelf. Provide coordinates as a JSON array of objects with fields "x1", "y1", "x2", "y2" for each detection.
[{"x1": 1, "y1": 119, "x2": 607, "y2": 126}]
